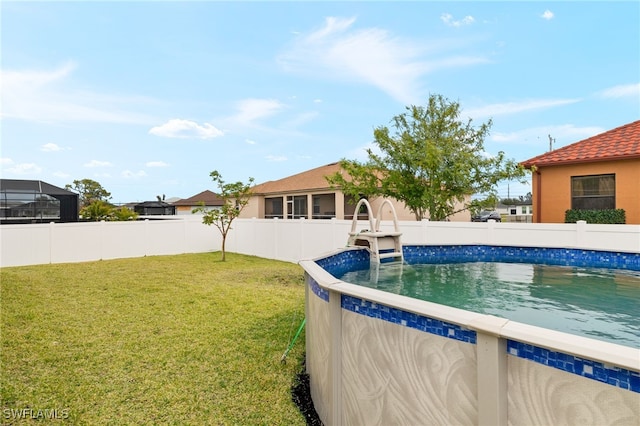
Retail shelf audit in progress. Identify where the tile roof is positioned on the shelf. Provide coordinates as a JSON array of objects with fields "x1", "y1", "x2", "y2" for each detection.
[
  {"x1": 521, "y1": 120, "x2": 640, "y2": 168},
  {"x1": 251, "y1": 162, "x2": 345, "y2": 195},
  {"x1": 171, "y1": 190, "x2": 224, "y2": 206}
]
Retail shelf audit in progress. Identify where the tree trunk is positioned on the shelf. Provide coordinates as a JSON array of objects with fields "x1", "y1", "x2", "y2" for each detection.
[{"x1": 221, "y1": 234, "x2": 227, "y2": 261}]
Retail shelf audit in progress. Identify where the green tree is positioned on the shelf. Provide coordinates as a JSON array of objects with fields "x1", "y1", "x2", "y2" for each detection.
[
  {"x1": 501, "y1": 192, "x2": 533, "y2": 206},
  {"x1": 327, "y1": 94, "x2": 526, "y2": 221},
  {"x1": 65, "y1": 179, "x2": 111, "y2": 209},
  {"x1": 80, "y1": 200, "x2": 112, "y2": 221},
  {"x1": 111, "y1": 206, "x2": 139, "y2": 221},
  {"x1": 193, "y1": 171, "x2": 254, "y2": 261}
]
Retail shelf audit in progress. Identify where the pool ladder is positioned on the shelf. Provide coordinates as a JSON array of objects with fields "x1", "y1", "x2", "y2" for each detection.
[{"x1": 347, "y1": 199, "x2": 403, "y2": 264}]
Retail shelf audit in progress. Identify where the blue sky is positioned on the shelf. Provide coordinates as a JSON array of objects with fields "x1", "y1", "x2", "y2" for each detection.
[{"x1": 2, "y1": 1, "x2": 639, "y2": 204}]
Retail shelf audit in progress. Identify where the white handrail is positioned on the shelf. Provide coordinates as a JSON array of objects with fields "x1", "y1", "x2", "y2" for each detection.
[
  {"x1": 375, "y1": 198, "x2": 401, "y2": 233},
  {"x1": 349, "y1": 198, "x2": 376, "y2": 235}
]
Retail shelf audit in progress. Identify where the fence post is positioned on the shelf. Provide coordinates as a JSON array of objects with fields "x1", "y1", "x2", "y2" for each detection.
[
  {"x1": 273, "y1": 217, "x2": 279, "y2": 259},
  {"x1": 49, "y1": 222, "x2": 55, "y2": 264},
  {"x1": 576, "y1": 220, "x2": 587, "y2": 248},
  {"x1": 422, "y1": 219, "x2": 429, "y2": 245},
  {"x1": 487, "y1": 219, "x2": 497, "y2": 245}
]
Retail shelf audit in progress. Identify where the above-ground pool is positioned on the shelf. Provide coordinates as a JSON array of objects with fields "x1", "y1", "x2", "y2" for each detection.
[
  {"x1": 339, "y1": 260, "x2": 640, "y2": 348},
  {"x1": 301, "y1": 245, "x2": 640, "y2": 425}
]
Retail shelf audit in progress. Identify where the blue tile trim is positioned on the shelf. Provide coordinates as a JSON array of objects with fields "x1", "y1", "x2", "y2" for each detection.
[
  {"x1": 507, "y1": 340, "x2": 640, "y2": 393},
  {"x1": 402, "y1": 245, "x2": 640, "y2": 271},
  {"x1": 314, "y1": 248, "x2": 370, "y2": 278},
  {"x1": 341, "y1": 294, "x2": 477, "y2": 344},
  {"x1": 308, "y1": 275, "x2": 329, "y2": 302}
]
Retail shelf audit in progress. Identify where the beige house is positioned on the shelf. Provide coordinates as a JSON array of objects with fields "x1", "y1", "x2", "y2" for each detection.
[
  {"x1": 240, "y1": 162, "x2": 471, "y2": 221},
  {"x1": 172, "y1": 190, "x2": 224, "y2": 215}
]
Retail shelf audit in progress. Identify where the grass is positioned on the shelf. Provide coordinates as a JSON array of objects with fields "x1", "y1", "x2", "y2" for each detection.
[{"x1": 1, "y1": 252, "x2": 308, "y2": 425}]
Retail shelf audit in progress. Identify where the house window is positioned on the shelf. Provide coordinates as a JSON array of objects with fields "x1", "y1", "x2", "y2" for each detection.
[
  {"x1": 571, "y1": 174, "x2": 615, "y2": 210},
  {"x1": 312, "y1": 194, "x2": 336, "y2": 219},
  {"x1": 265, "y1": 197, "x2": 283, "y2": 219},
  {"x1": 344, "y1": 194, "x2": 369, "y2": 220},
  {"x1": 286, "y1": 195, "x2": 307, "y2": 219}
]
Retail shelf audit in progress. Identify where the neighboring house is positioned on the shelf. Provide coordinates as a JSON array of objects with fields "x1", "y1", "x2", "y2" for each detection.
[
  {"x1": 521, "y1": 120, "x2": 640, "y2": 224},
  {"x1": 0, "y1": 179, "x2": 79, "y2": 224},
  {"x1": 133, "y1": 201, "x2": 176, "y2": 216},
  {"x1": 495, "y1": 202, "x2": 533, "y2": 223},
  {"x1": 172, "y1": 190, "x2": 224, "y2": 215},
  {"x1": 240, "y1": 162, "x2": 471, "y2": 221}
]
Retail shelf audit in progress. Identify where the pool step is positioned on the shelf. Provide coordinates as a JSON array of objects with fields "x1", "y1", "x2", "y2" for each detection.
[
  {"x1": 378, "y1": 251, "x2": 403, "y2": 260},
  {"x1": 345, "y1": 198, "x2": 404, "y2": 264}
]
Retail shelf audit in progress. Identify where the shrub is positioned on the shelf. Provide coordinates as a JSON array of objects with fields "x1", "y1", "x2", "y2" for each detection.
[{"x1": 565, "y1": 209, "x2": 626, "y2": 224}]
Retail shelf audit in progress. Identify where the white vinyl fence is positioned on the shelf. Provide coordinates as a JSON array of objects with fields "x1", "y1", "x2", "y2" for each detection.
[{"x1": 1, "y1": 216, "x2": 639, "y2": 267}]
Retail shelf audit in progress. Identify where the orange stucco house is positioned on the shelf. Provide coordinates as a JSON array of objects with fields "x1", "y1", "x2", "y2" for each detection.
[{"x1": 521, "y1": 120, "x2": 640, "y2": 224}]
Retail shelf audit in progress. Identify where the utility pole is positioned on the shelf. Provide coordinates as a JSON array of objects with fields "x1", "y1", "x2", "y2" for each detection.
[{"x1": 548, "y1": 134, "x2": 555, "y2": 151}]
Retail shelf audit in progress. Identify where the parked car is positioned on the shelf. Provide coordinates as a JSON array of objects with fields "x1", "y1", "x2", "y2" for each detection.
[{"x1": 471, "y1": 210, "x2": 502, "y2": 222}]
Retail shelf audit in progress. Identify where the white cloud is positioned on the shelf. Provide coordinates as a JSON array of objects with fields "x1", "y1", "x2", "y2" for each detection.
[
  {"x1": 0, "y1": 158, "x2": 13, "y2": 166},
  {"x1": 122, "y1": 170, "x2": 147, "y2": 178},
  {"x1": 491, "y1": 124, "x2": 605, "y2": 145},
  {"x1": 278, "y1": 16, "x2": 489, "y2": 105},
  {"x1": 464, "y1": 98, "x2": 581, "y2": 119},
  {"x1": 41, "y1": 143, "x2": 63, "y2": 152},
  {"x1": 598, "y1": 83, "x2": 640, "y2": 99},
  {"x1": 149, "y1": 119, "x2": 224, "y2": 139},
  {"x1": 441, "y1": 13, "x2": 475, "y2": 27},
  {"x1": 84, "y1": 160, "x2": 113, "y2": 168},
  {"x1": 541, "y1": 10, "x2": 554, "y2": 20},
  {"x1": 53, "y1": 171, "x2": 70, "y2": 178},
  {"x1": 245, "y1": 139, "x2": 257, "y2": 145},
  {"x1": 1, "y1": 62, "x2": 157, "y2": 124},
  {"x1": 3, "y1": 162, "x2": 42, "y2": 175},
  {"x1": 313, "y1": 99, "x2": 323, "y2": 104},
  {"x1": 146, "y1": 161, "x2": 169, "y2": 167},
  {"x1": 231, "y1": 99, "x2": 284, "y2": 125},
  {"x1": 265, "y1": 155, "x2": 287, "y2": 162},
  {"x1": 283, "y1": 111, "x2": 319, "y2": 129}
]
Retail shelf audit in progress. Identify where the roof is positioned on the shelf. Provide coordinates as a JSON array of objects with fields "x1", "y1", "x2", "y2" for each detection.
[
  {"x1": 251, "y1": 162, "x2": 345, "y2": 195},
  {"x1": 521, "y1": 120, "x2": 640, "y2": 168},
  {"x1": 0, "y1": 179, "x2": 77, "y2": 196},
  {"x1": 171, "y1": 190, "x2": 224, "y2": 206},
  {"x1": 134, "y1": 201, "x2": 174, "y2": 208}
]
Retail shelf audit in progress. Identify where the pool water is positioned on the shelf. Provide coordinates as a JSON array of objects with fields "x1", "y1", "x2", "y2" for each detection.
[{"x1": 339, "y1": 262, "x2": 640, "y2": 348}]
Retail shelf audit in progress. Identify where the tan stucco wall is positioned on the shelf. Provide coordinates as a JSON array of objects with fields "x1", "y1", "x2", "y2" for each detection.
[
  {"x1": 370, "y1": 196, "x2": 471, "y2": 222},
  {"x1": 241, "y1": 195, "x2": 263, "y2": 218},
  {"x1": 240, "y1": 191, "x2": 472, "y2": 221},
  {"x1": 532, "y1": 159, "x2": 640, "y2": 224}
]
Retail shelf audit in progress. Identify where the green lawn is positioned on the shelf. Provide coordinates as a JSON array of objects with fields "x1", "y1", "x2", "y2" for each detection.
[{"x1": 1, "y1": 253, "x2": 307, "y2": 425}]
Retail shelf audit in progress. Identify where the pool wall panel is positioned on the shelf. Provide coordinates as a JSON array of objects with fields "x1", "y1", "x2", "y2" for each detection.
[
  {"x1": 341, "y1": 310, "x2": 477, "y2": 425},
  {"x1": 305, "y1": 276, "x2": 331, "y2": 423},
  {"x1": 507, "y1": 356, "x2": 640, "y2": 425}
]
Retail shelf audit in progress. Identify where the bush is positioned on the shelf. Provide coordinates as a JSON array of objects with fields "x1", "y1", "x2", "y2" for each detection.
[{"x1": 565, "y1": 209, "x2": 626, "y2": 224}]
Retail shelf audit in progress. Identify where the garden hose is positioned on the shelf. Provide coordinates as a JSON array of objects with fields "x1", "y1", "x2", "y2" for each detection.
[{"x1": 280, "y1": 318, "x2": 306, "y2": 364}]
